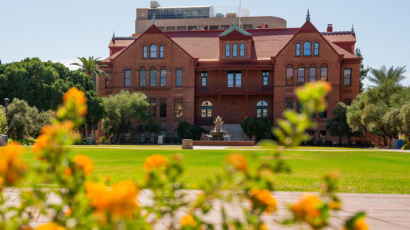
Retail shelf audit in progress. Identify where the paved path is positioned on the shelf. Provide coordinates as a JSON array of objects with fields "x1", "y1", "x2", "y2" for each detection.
[{"x1": 3, "y1": 189, "x2": 409, "y2": 229}]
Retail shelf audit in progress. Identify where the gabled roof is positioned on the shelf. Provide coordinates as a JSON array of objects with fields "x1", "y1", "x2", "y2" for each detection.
[
  {"x1": 104, "y1": 23, "x2": 359, "y2": 62},
  {"x1": 219, "y1": 22, "x2": 252, "y2": 37}
]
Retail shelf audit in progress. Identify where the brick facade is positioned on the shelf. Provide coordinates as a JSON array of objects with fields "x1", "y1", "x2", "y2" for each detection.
[{"x1": 99, "y1": 19, "x2": 361, "y2": 143}]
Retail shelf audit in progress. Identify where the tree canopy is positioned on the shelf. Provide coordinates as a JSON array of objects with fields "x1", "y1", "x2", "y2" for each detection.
[
  {"x1": 326, "y1": 103, "x2": 361, "y2": 144},
  {"x1": 0, "y1": 58, "x2": 105, "y2": 126},
  {"x1": 347, "y1": 66, "x2": 410, "y2": 144},
  {"x1": 101, "y1": 90, "x2": 149, "y2": 143}
]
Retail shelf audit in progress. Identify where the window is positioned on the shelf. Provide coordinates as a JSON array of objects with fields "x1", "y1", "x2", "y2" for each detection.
[
  {"x1": 297, "y1": 66, "x2": 305, "y2": 85},
  {"x1": 139, "y1": 68, "x2": 146, "y2": 86},
  {"x1": 160, "y1": 99, "x2": 167, "y2": 118},
  {"x1": 176, "y1": 69, "x2": 183, "y2": 87},
  {"x1": 160, "y1": 129, "x2": 166, "y2": 137},
  {"x1": 201, "y1": 72, "x2": 207, "y2": 87},
  {"x1": 256, "y1": 101, "x2": 268, "y2": 118},
  {"x1": 160, "y1": 68, "x2": 167, "y2": 87},
  {"x1": 174, "y1": 98, "x2": 183, "y2": 118},
  {"x1": 139, "y1": 133, "x2": 146, "y2": 143},
  {"x1": 320, "y1": 65, "x2": 328, "y2": 81},
  {"x1": 319, "y1": 130, "x2": 327, "y2": 140},
  {"x1": 343, "y1": 98, "x2": 352, "y2": 105},
  {"x1": 227, "y1": 71, "x2": 242, "y2": 88},
  {"x1": 285, "y1": 99, "x2": 293, "y2": 110},
  {"x1": 240, "y1": 43, "x2": 245, "y2": 57},
  {"x1": 150, "y1": 44, "x2": 157, "y2": 58},
  {"x1": 286, "y1": 66, "x2": 294, "y2": 86},
  {"x1": 159, "y1": 45, "x2": 164, "y2": 58},
  {"x1": 143, "y1": 46, "x2": 148, "y2": 59},
  {"x1": 303, "y1": 41, "x2": 312, "y2": 56},
  {"x1": 225, "y1": 43, "x2": 231, "y2": 57},
  {"x1": 150, "y1": 68, "x2": 157, "y2": 86},
  {"x1": 309, "y1": 66, "x2": 316, "y2": 82},
  {"x1": 150, "y1": 133, "x2": 156, "y2": 143},
  {"x1": 124, "y1": 70, "x2": 131, "y2": 87},
  {"x1": 105, "y1": 78, "x2": 111, "y2": 88},
  {"x1": 319, "y1": 109, "x2": 327, "y2": 118},
  {"x1": 262, "y1": 71, "x2": 269, "y2": 86},
  {"x1": 344, "y1": 68, "x2": 352, "y2": 86},
  {"x1": 314, "y1": 42, "x2": 319, "y2": 56},
  {"x1": 200, "y1": 101, "x2": 213, "y2": 118},
  {"x1": 149, "y1": 99, "x2": 156, "y2": 118},
  {"x1": 296, "y1": 101, "x2": 302, "y2": 113},
  {"x1": 232, "y1": 43, "x2": 238, "y2": 57},
  {"x1": 296, "y1": 43, "x2": 301, "y2": 56}
]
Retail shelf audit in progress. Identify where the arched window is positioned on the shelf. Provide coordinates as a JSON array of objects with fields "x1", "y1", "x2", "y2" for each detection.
[
  {"x1": 297, "y1": 65, "x2": 305, "y2": 85},
  {"x1": 159, "y1": 68, "x2": 167, "y2": 86},
  {"x1": 320, "y1": 64, "x2": 328, "y2": 81},
  {"x1": 314, "y1": 42, "x2": 319, "y2": 56},
  {"x1": 159, "y1": 45, "x2": 164, "y2": 58},
  {"x1": 309, "y1": 65, "x2": 316, "y2": 82},
  {"x1": 295, "y1": 43, "x2": 301, "y2": 56},
  {"x1": 232, "y1": 43, "x2": 238, "y2": 57},
  {"x1": 240, "y1": 43, "x2": 245, "y2": 56},
  {"x1": 286, "y1": 65, "x2": 294, "y2": 86},
  {"x1": 200, "y1": 101, "x2": 213, "y2": 118},
  {"x1": 225, "y1": 43, "x2": 231, "y2": 57},
  {"x1": 139, "y1": 68, "x2": 146, "y2": 86},
  {"x1": 256, "y1": 101, "x2": 268, "y2": 118},
  {"x1": 150, "y1": 44, "x2": 157, "y2": 58},
  {"x1": 160, "y1": 68, "x2": 167, "y2": 87},
  {"x1": 303, "y1": 41, "x2": 312, "y2": 56},
  {"x1": 143, "y1": 46, "x2": 148, "y2": 59},
  {"x1": 150, "y1": 67, "x2": 156, "y2": 86}
]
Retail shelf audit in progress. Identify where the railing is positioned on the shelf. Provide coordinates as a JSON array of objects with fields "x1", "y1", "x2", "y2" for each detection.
[{"x1": 196, "y1": 86, "x2": 273, "y2": 96}]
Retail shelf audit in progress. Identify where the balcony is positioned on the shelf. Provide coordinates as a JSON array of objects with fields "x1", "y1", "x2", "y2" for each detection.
[{"x1": 195, "y1": 86, "x2": 273, "y2": 96}]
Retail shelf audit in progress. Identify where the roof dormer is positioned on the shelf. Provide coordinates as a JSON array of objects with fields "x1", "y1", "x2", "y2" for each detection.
[{"x1": 219, "y1": 20, "x2": 253, "y2": 60}]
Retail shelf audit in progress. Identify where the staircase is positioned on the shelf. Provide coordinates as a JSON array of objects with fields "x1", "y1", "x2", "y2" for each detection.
[{"x1": 222, "y1": 124, "x2": 250, "y2": 141}]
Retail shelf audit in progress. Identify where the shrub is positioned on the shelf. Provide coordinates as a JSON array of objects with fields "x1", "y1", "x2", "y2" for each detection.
[
  {"x1": 0, "y1": 83, "x2": 368, "y2": 230},
  {"x1": 176, "y1": 121, "x2": 206, "y2": 141},
  {"x1": 241, "y1": 117, "x2": 273, "y2": 142},
  {"x1": 0, "y1": 106, "x2": 7, "y2": 134}
]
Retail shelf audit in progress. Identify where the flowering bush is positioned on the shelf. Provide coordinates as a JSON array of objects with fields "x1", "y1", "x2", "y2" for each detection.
[{"x1": 0, "y1": 83, "x2": 368, "y2": 230}]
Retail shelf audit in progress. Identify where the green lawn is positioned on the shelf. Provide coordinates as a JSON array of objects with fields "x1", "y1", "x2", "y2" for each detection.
[{"x1": 11, "y1": 146, "x2": 410, "y2": 194}]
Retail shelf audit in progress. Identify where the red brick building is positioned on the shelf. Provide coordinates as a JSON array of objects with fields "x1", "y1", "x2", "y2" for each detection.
[{"x1": 99, "y1": 16, "x2": 360, "y2": 142}]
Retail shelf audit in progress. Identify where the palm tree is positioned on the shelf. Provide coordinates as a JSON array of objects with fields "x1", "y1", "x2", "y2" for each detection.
[
  {"x1": 368, "y1": 66, "x2": 406, "y2": 87},
  {"x1": 71, "y1": 56, "x2": 107, "y2": 142},
  {"x1": 71, "y1": 56, "x2": 107, "y2": 80}
]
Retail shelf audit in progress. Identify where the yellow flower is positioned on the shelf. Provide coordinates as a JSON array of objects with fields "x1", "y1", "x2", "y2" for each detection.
[
  {"x1": 249, "y1": 188, "x2": 278, "y2": 213},
  {"x1": 291, "y1": 194, "x2": 321, "y2": 223},
  {"x1": 259, "y1": 223, "x2": 268, "y2": 230},
  {"x1": 226, "y1": 153, "x2": 248, "y2": 173},
  {"x1": 328, "y1": 201, "x2": 341, "y2": 210},
  {"x1": 73, "y1": 155, "x2": 94, "y2": 175},
  {"x1": 35, "y1": 222, "x2": 65, "y2": 230},
  {"x1": 144, "y1": 155, "x2": 168, "y2": 172},
  {"x1": 353, "y1": 217, "x2": 368, "y2": 230},
  {"x1": 86, "y1": 180, "x2": 139, "y2": 219},
  {"x1": 181, "y1": 215, "x2": 196, "y2": 227},
  {"x1": 33, "y1": 121, "x2": 75, "y2": 156},
  {"x1": 0, "y1": 142, "x2": 26, "y2": 186},
  {"x1": 64, "y1": 208, "x2": 72, "y2": 217},
  {"x1": 64, "y1": 168, "x2": 72, "y2": 177},
  {"x1": 63, "y1": 87, "x2": 87, "y2": 116}
]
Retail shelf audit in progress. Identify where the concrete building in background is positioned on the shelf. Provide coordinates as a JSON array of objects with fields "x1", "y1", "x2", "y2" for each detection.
[{"x1": 135, "y1": 1, "x2": 287, "y2": 34}]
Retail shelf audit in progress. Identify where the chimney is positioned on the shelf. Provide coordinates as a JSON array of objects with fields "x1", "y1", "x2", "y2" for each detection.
[{"x1": 327, "y1": 24, "x2": 333, "y2": 32}]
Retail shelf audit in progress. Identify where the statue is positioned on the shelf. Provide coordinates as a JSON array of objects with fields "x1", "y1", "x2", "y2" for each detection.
[{"x1": 210, "y1": 116, "x2": 227, "y2": 141}]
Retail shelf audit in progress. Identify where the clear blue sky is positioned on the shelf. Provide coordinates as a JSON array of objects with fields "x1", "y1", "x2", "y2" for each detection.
[{"x1": 1, "y1": 0, "x2": 409, "y2": 86}]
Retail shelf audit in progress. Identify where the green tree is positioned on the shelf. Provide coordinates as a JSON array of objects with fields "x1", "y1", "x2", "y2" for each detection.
[
  {"x1": 326, "y1": 103, "x2": 360, "y2": 144},
  {"x1": 355, "y1": 48, "x2": 369, "y2": 92},
  {"x1": 240, "y1": 117, "x2": 273, "y2": 142},
  {"x1": 0, "y1": 106, "x2": 7, "y2": 134},
  {"x1": 71, "y1": 56, "x2": 107, "y2": 81},
  {"x1": 176, "y1": 121, "x2": 206, "y2": 141},
  {"x1": 347, "y1": 67, "x2": 410, "y2": 146},
  {"x1": 102, "y1": 90, "x2": 149, "y2": 143},
  {"x1": 368, "y1": 65, "x2": 406, "y2": 87}
]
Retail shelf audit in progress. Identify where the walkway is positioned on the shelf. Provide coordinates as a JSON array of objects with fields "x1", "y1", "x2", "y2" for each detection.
[{"x1": 3, "y1": 189, "x2": 409, "y2": 229}]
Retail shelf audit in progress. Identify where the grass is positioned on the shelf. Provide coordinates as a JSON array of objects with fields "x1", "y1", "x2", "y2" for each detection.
[{"x1": 9, "y1": 146, "x2": 410, "y2": 194}]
